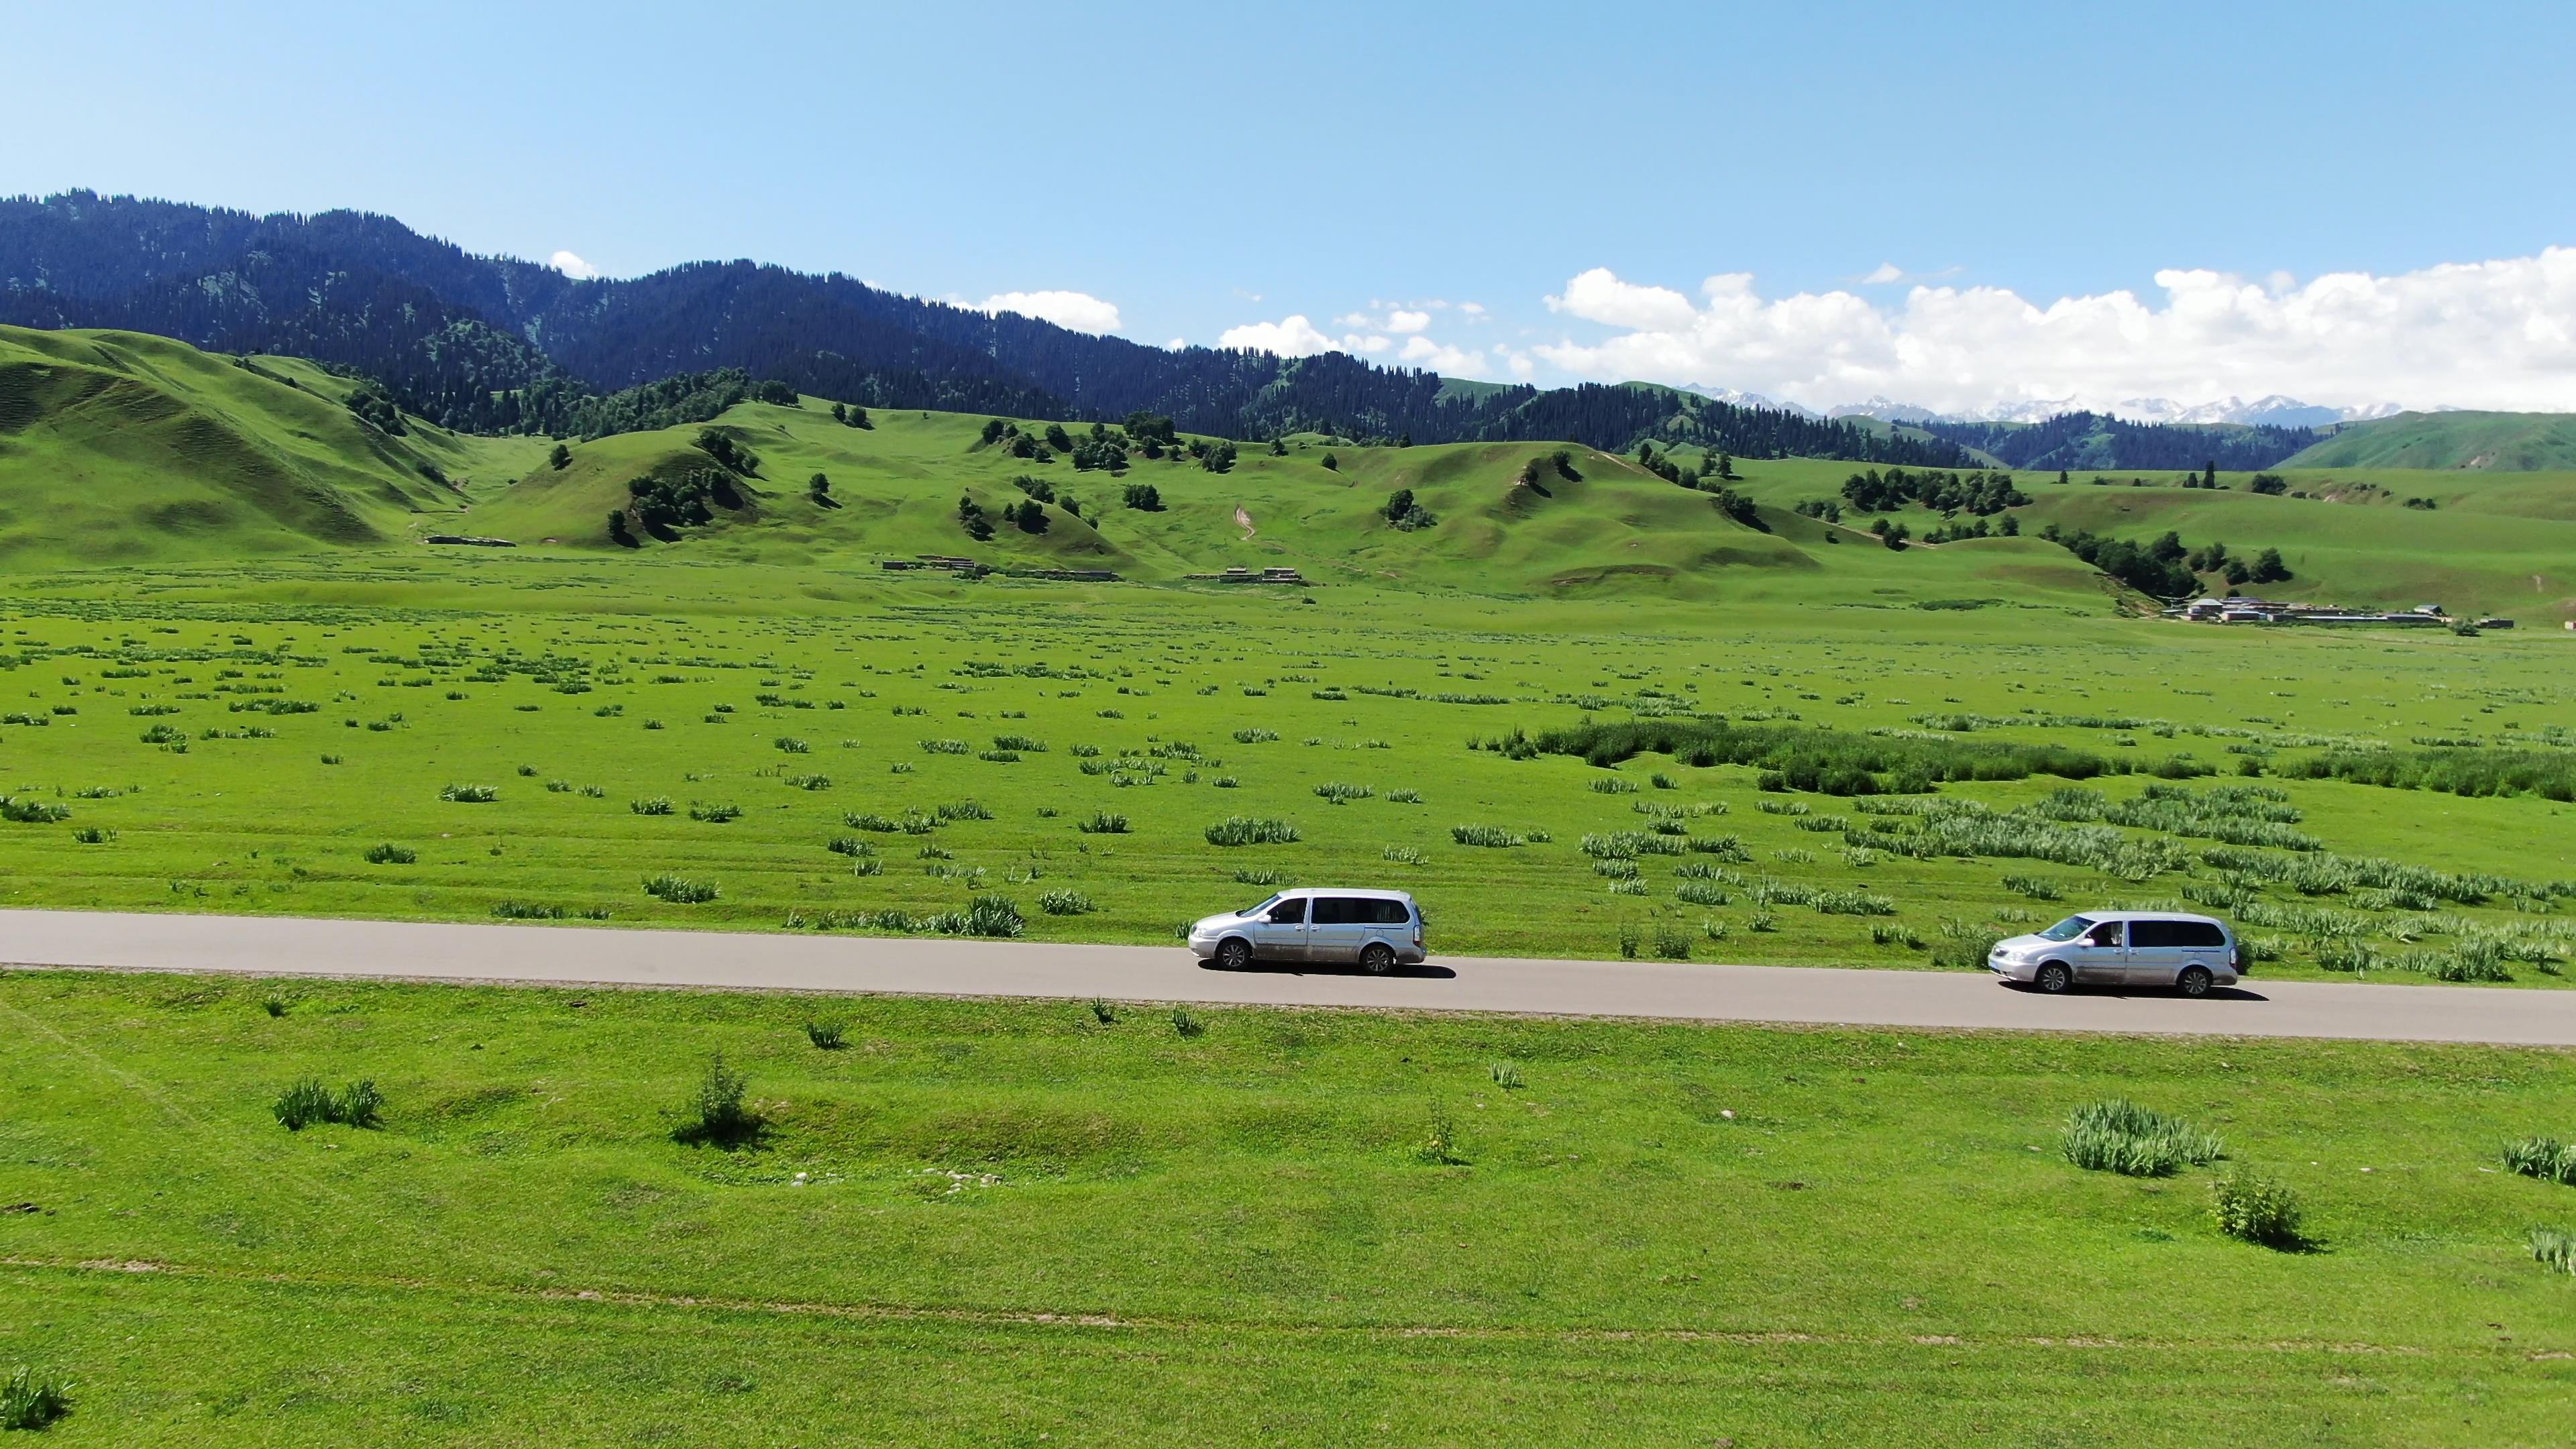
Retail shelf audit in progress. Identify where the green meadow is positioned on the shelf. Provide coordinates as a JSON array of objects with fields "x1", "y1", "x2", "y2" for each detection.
[
  {"x1": 0, "y1": 559, "x2": 2571, "y2": 983},
  {"x1": 9, "y1": 324, "x2": 2576, "y2": 1443},
  {"x1": 2, "y1": 971, "x2": 2573, "y2": 1445}
]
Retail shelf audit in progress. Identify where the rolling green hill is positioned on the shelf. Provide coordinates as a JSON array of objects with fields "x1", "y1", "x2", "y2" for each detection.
[
  {"x1": 0, "y1": 325, "x2": 544, "y2": 566},
  {"x1": 5, "y1": 325, "x2": 2573, "y2": 621},
  {"x1": 2281, "y1": 411, "x2": 2576, "y2": 471}
]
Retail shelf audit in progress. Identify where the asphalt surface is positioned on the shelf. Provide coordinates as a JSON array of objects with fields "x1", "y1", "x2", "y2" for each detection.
[{"x1": 4, "y1": 908, "x2": 2573, "y2": 1045}]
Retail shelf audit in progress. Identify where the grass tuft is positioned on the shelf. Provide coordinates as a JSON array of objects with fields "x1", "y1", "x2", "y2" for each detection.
[
  {"x1": 0, "y1": 1365, "x2": 73, "y2": 1431},
  {"x1": 1204, "y1": 816, "x2": 1299, "y2": 846},
  {"x1": 2061, "y1": 1099, "x2": 2224, "y2": 1177},
  {"x1": 2503, "y1": 1136, "x2": 2576, "y2": 1186}
]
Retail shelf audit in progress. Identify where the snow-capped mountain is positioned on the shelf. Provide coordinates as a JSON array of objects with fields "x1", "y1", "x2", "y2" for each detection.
[
  {"x1": 1679, "y1": 384, "x2": 1817, "y2": 417},
  {"x1": 1817, "y1": 394, "x2": 2413, "y2": 427}
]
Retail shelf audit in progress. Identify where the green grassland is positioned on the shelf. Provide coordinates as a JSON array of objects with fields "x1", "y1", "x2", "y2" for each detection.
[
  {"x1": 11, "y1": 325, "x2": 2576, "y2": 620},
  {"x1": 1, "y1": 561, "x2": 2572, "y2": 983},
  {"x1": 6, "y1": 327, "x2": 2576, "y2": 1444},
  {"x1": 3, "y1": 971, "x2": 2573, "y2": 1445},
  {"x1": 2284, "y1": 410, "x2": 2576, "y2": 472}
]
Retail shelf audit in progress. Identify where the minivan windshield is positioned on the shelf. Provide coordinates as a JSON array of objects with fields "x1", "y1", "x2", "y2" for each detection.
[
  {"x1": 2037, "y1": 915, "x2": 2097, "y2": 942},
  {"x1": 1238, "y1": 893, "x2": 1283, "y2": 918}
]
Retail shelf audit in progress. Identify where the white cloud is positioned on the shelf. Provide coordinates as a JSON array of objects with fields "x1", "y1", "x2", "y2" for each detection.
[
  {"x1": 1546, "y1": 268, "x2": 1702, "y2": 331},
  {"x1": 550, "y1": 250, "x2": 600, "y2": 280},
  {"x1": 1166, "y1": 337, "x2": 1187, "y2": 350},
  {"x1": 1459, "y1": 301, "x2": 1487, "y2": 317},
  {"x1": 1219, "y1": 314, "x2": 1338, "y2": 355},
  {"x1": 1396, "y1": 336, "x2": 1488, "y2": 374},
  {"x1": 977, "y1": 289, "x2": 1123, "y2": 334},
  {"x1": 1530, "y1": 251, "x2": 2576, "y2": 414},
  {"x1": 1858, "y1": 262, "x2": 1906, "y2": 285},
  {"x1": 1218, "y1": 311, "x2": 1497, "y2": 376}
]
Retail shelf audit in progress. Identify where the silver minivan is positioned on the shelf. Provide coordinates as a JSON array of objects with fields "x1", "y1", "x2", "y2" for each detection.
[
  {"x1": 1189, "y1": 888, "x2": 1427, "y2": 973},
  {"x1": 1988, "y1": 910, "x2": 2241, "y2": 996}
]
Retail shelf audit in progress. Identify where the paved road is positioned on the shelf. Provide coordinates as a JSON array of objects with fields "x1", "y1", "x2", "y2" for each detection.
[{"x1": 3, "y1": 908, "x2": 2573, "y2": 1046}]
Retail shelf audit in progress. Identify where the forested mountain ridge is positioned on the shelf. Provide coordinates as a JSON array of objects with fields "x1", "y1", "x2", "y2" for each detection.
[
  {"x1": 1919, "y1": 411, "x2": 2326, "y2": 472},
  {"x1": 0, "y1": 191, "x2": 1971, "y2": 466}
]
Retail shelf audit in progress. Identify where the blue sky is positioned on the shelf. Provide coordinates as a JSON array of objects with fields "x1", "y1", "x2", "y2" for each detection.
[{"x1": 13, "y1": 0, "x2": 2576, "y2": 411}]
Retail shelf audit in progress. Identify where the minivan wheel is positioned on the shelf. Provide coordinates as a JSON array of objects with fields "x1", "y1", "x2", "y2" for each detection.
[
  {"x1": 2035, "y1": 961, "x2": 2073, "y2": 994},
  {"x1": 1360, "y1": 943, "x2": 1397, "y2": 975},
  {"x1": 2177, "y1": 966, "x2": 2213, "y2": 998},
  {"x1": 1216, "y1": 937, "x2": 1252, "y2": 971}
]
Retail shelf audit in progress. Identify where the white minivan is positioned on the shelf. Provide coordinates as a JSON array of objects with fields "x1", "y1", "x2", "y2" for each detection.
[
  {"x1": 1189, "y1": 888, "x2": 1426, "y2": 973},
  {"x1": 1988, "y1": 910, "x2": 2242, "y2": 997}
]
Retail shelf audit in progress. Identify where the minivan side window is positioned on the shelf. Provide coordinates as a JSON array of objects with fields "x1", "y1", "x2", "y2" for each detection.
[
  {"x1": 2130, "y1": 921, "x2": 2178, "y2": 948},
  {"x1": 1372, "y1": 900, "x2": 1411, "y2": 925},
  {"x1": 2178, "y1": 922, "x2": 2227, "y2": 947},
  {"x1": 1267, "y1": 898, "x2": 1307, "y2": 924},
  {"x1": 2085, "y1": 922, "x2": 2125, "y2": 947},
  {"x1": 1311, "y1": 898, "x2": 1362, "y2": 925}
]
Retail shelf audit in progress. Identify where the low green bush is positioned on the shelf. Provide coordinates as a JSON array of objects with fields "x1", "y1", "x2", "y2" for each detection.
[
  {"x1": 362, "y1": 843, "x2": 417, "y2": 865},
  {"x1": 675, "y1": 1054, "x2": 762, "y2": 1146},
  {"x1": 804, "y1": 1018, "x2": 847, "y2": 1051},
  {"x1": 2210, "y1": 1169, "x2": 2304, "y2": 1247}
]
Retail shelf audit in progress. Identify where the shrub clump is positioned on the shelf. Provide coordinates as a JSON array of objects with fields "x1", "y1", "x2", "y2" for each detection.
[
  {"x1": 1450, "y1": 824, "x2": 1525, "y2": 848},
  {"x1": 1492, "y1": 718, "x2": 2108, "y2": 795},
  {"x1": 2210, "y1": 1169, "x2": 2304, "y2": 1248},
  {"x1": 362, "y1": 843, "x2": 417, "y2": 865},
  {"x1": 2061, "y1": 1099, "x2": 2224, "y2": 1177},
  {"x1": 674, "y1": 1054, "x2": 763, "y2": 1146},
  {"x1": 439, "y1": 783, "x2": 500, "y2": 803},
  {"x1": 1037, "y1": 888, "x2": 1095, "y2": 916}
]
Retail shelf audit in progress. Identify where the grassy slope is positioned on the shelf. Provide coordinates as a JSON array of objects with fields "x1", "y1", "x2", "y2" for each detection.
[
  {"x1": 2284, "y1": 411, "x2": 2576, "y2": 471},
  {"x1": 0, "y1": 327, "x2": 546, "y2": 568},
  {"x1": 458, "y1": 406, "x2": 2115, "y2": 604},
  {"x1": 1707, "y1": 456, "x2": 2576, "y2": 620},
  {"x1": 1, "y1": 325, "x2": 2565, "y2": 618},
  {"x1": 1, "y1": 972, "x2": 2571, "y2": 1446}
]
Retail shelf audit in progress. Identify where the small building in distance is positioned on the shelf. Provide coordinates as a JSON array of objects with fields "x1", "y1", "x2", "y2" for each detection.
[
  {"x1": 2172, "y1": 596, "x2": 2468, "y2": 627},
  {"x1": 1185, "y1": 565, "x2": 1314, "y2": 586}
]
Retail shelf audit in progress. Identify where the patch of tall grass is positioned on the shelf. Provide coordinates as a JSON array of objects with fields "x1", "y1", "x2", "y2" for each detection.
[
  {"x1": 1205, "y1": 816, "x2": 1299, "y2": 846},
  {"x1": 2061, "y1": 1099, "x2": 2224, "y2": 1177}
]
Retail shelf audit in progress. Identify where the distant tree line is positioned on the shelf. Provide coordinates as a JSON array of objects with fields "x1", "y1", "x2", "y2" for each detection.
[{"x1": 1921, "y1": 412, "x2": 2323, "y2": 472}]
